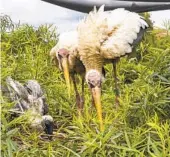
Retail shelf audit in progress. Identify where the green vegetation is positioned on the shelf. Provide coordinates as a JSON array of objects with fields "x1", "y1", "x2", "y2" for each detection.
[{"x1": 1, "y1": 15, "x2": 170, "y2": 157}]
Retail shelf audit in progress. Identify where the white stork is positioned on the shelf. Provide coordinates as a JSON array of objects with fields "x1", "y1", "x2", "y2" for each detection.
[{"x1": 78, "y1": 5, "x2": 148, "y2": 131}]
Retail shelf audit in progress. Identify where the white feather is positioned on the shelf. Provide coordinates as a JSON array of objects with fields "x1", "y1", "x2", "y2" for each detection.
[
  {"x1": 57, "y1": 31, "x2": 78, "y2": 52},
  {"x1": 50, "y1": 31, "x2": 78, "y2": 57},
  {"x1": 78, "y1": 6, "x2": 149, "y2": 62},
  {"x1": 101, "y1": 8, "x2": 148, "y2": 58}
]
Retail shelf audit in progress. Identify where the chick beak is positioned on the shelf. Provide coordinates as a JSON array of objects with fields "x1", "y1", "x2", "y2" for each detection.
[
  {"x1": 61, "y1": 58, "x2": 71, "y2": 98},
  {"x1": 91, "y1": 86, "x2": 104, "y2": 131},
  {"x1": 45, "y1": 122, "x2": 53, "y2": 135},
  {"x1": 44, "y1": 121, "x2": 53, "y2": 140}
]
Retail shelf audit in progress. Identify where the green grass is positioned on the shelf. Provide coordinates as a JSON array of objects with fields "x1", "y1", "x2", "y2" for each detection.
[{"x1": 1, "y1": 15, "x2": 170, "y2": 157}]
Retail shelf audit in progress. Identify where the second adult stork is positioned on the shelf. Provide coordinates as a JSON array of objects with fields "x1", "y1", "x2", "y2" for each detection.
[
  {"x1": 78, "y1": 6, "x2": 148, "y2": 131},
  {"x1": 50, "y1": 31, "x2": 85, "y2": 112}
]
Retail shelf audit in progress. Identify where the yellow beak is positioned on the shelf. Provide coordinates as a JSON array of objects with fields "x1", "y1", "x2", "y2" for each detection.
[
  {"x1": 61, "y1": 58, "x2": 71, "y2": 98},
  {"x1": 91, "y1": 87, "x2": 104, "y2": 131}
]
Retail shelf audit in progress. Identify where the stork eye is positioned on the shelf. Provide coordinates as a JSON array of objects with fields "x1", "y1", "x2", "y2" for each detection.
[{"x1": 58, "y1": 53, "x2": 63, "y2": 59}]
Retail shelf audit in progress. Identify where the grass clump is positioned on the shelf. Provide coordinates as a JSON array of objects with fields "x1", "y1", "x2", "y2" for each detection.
[{"x1": 1, "y1": 15, "x2": 170, "y2": 157}]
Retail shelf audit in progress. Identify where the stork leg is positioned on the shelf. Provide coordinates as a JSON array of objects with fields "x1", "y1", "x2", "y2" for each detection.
[
  {"x1": 71, "y1": 74, "x2": 83, "y2": 114},
  {"x1": 81, "y1": 77, "x2": 85, "y2": 108},
  {"x1": 113, "y1": 58, "x2": 120, "y2": 108},
  {"x1": 90, "y1": 88, "x2": 95, "y2": 107}
]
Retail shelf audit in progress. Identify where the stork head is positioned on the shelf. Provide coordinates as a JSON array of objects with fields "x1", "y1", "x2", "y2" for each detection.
[
  {"x1": 86, "y1": 70, "x2": 102, "y2": 88},
  {"x1": 86, "y1": 70, "x2": 104, "y2": 131},
  {"x1": 50, "y1": 47, "x2": 71, "y2": 97},
  {"x1": 57, "y1": 48, "x2": 71, "y2": 97}
]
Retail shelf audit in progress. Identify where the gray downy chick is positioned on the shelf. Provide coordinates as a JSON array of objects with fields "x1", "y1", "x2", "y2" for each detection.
[{"x1": 5, "y1": 77, "x2": 53, "y2": 135}]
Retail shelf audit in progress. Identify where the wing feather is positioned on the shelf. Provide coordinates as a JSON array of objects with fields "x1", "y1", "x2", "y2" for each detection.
[
  {"x1": 78, "y1": 6, "x2": 148, "y2": 68},
  {"x1": 101, "y1": 8, "x2": 148, "y2": 59}
]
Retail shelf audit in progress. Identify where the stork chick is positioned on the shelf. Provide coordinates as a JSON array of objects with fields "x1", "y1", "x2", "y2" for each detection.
[
  {"x1": 78, "y1": 6, "x2": 148, "y2": 131},
  {"x1": 5, "y1": 77, "x2": 53, "y2": 135},
  {"x1": 50, "y1": 31, "x2": 85, "y2": 112}
]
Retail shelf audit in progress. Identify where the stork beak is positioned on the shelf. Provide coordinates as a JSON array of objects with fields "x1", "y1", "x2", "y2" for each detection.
[
  {"x1": 91, "y1": 86, "x2": 104, "y2": 131},
  {"x1": 61, "y1": 58, "x2": 71, "y2": 98}
]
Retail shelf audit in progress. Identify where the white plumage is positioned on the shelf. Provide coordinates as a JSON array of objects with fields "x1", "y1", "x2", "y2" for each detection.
[
  {"x1": 50, "y1": 30, "x2": 85, "y2": 79},
  {"x1": 50, "y1": 31, "x2": 79, "y2": 70},
  {"x1": 50, "y1": 31, "x2": 78, "y2": 70},
  {"x1": 78, "y1": 6, "x2": 148, "y2": 131},
  {"x1": 51, "y1": 31, "x2": 78, "y2": 53},
  {"x1": 101, "y1": 8, "x2": 148, "y2": 58},
  {"x1": 78, "y1": 5, "x2": 148, "y2": 67}
]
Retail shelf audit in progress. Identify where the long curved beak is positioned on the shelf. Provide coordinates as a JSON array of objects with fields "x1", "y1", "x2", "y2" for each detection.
[
  {"x1": 91, "y1": 86, "x2": 104, "y2": 131},
  {"x1": 61, "y1": 58, "x2": 71, "y2": 98}
]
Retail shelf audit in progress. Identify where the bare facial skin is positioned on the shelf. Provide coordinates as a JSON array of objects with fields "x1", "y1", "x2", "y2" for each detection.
[
  {"x1": 86, "y1": 70, "x2": 104, "y2": 131},
  {"x1": 58, "y1": 48, "x2": 69, "y2": 59},
  {"x1": 57, "y1": 48, "x2": 71, "y2": 97}
]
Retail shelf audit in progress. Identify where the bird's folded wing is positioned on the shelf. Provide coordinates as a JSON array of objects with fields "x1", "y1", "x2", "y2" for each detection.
[
  {"x1": 6, "y1": 77, "x2": 30, "y2": 102},
  {"x1": 101, "y1": 8, "x2": 148, "y2": 59}
]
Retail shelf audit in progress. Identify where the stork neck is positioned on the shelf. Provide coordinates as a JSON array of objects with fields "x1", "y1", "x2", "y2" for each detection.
[{"x1": 85, "y1": 57, "x2": 103, "y2": 74}]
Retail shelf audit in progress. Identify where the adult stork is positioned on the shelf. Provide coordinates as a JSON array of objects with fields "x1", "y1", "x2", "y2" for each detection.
[
  {"x1": 5, "y1": 77, "x2": 54, "y2": 135},
  {"x1": 50, "y1": 31, "x2": 85, "y2": 113},
  {"x1": 78, "y1": 5, "x2": 148, "y2": 131}
]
